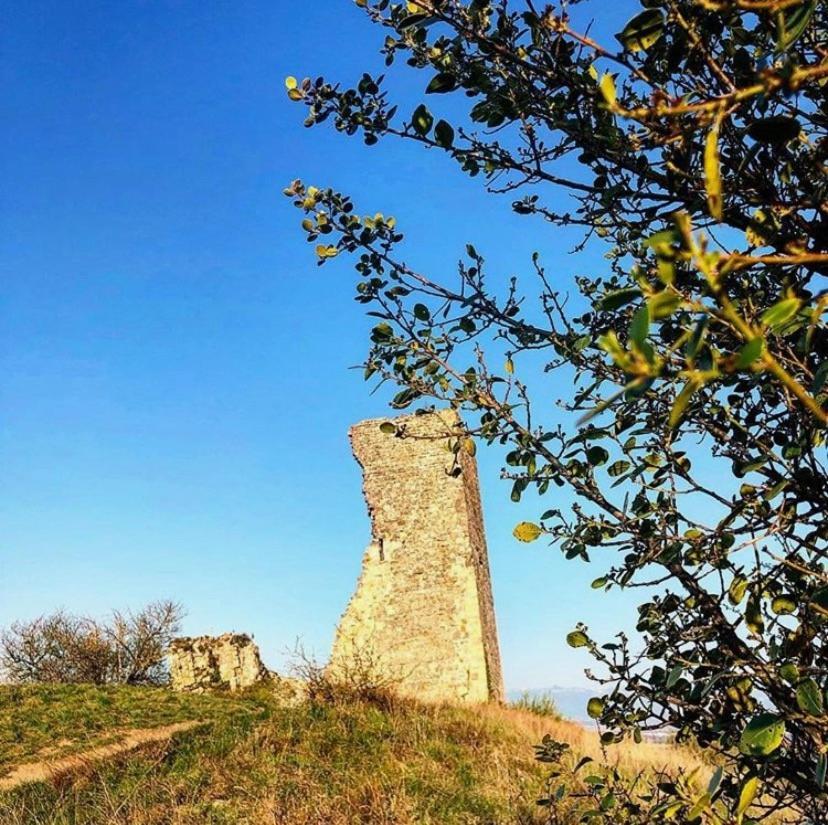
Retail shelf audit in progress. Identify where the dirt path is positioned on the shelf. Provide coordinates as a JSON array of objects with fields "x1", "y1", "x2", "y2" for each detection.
[{"x1": 0, "y1": 720, "x2": 203, "y2": 792}]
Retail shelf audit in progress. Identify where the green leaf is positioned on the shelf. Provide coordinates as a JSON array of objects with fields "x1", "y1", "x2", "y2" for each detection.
[
  {"x1": 398, "y1": 12, "x2": 429, "y2": 29},
  {"x1": 761, "y1": 297, "x2": 801, "y2": 330},
  {"x1": 685, "y1": 318, "x2": 709, "y2": 359},
  {"x1": 371, "y1": 322, "x2": 394, "y2": 343},
  {"x1": 739, "y1": 714, "x2": 785, "y2": 757},
  {"x1": 776, "y1": 0, "x2": 816, "y2": 52},
  {"x1": 586, "y1": 446, "x2": 609, "y2": 467},
  {"x1": 747, "y1": 116, "x2": 802, "y2": 145},
  {"x1": 643, "y1": 228, "x2": 679, "y2": 251},
  {"x1": 434, "y1": 119, "x2": 454, "y2": 148},
  {"x1": 566, "y1": 630, "x2": 589, "y2": 648},
  {"x1": 587, "y1": 697, "x2": 604, "y2": 719},
  {"x1": 426, "y1": 72, "x2": 457, "y2": 94},
  {"x1": 796, "y1": 678, "x2": 824, "y2": 717},
  {"x1": 607, "y1": 460, "x2": 630, "y2": 478},
  {"x1": 413, "y1": 303, "x2": 431, "y2": 321},
  {"x1": 648, "y1": 291, "x2": 680, "y2": 319},
  {"x1": 513, "y1": 522, "x2": 542, "y2": 543},
  {"x1": 707, "y1": 766, "x2": 723, "y2": 796},
  {"x1": 666, "y1": 664, "x2": 683, "y2": 689},
  {"x1": 598, "y1": 287, "x2": 641, "y2": 311},
  {"x1": 817, "y1": 754, "x2": 827, "y2": 789},
  {"x1": 573, "y1": 334, "x2": 591, "y2": 352},
  {"x1": 736, "y1": 338, "x2": 764, "y2": 369},
  {"x1": 411, "y1": 104, "x2": 434, "y2": 136},
  {"x1": 811, "y1": 361, "x2": 828, "y2": 393},
  {"x1": 379, "y1": 422, "x2": 396, "y2": 434},
  {"x1": 779, "y1": 663, "x2": 800, "y2": 684},
  {"x1": 616, "y1": 9, "x2": 665, "y2": 52},
  {"x1": 629, "y1": 305, "x2": 650, "y2": 346},
  {"x1": 813, "y1": 586, "x2": 828, "y2": 613}
]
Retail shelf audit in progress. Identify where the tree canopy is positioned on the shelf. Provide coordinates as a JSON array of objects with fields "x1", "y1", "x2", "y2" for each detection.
[{"x1": 287, "y1": 1, "x2": 827, "y2": 821}]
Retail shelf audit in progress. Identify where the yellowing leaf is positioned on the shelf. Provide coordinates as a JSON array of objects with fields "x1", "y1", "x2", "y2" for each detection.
[
  {"x1": 285, "y1": 76, "x2": 297, "y2": 90},
  {"x1": 737, "y1": 776, "x2": 760, "y2": 820},
  {"x1": 746, "y1": 209, "x2": 770, "y2": 247},
  {"x1": 566, "y1": 630, "x2": 589, "y2": 648},
  {"x1": 599, "y1": 73, "x2": 617, "y2": 107},
  {"x1": 745, "y1": 592, "x2": 764, "y2": 637},
  {"x1": 687, "y1": 792, "x2": 711, "y2": 821},
  {"x1": 705, "y1": 117, "x2": 723, "y2": 221},
  {"x1": 513, "y1": 522, "x2": 542, "y2": 543},
  {"x1": 616, "y1": 9, "x2": 665, "y2": 52},
  {"x1": 668, "y1": 381, "x2": 699, "y2": 428},
  {"x1": 315, "y1": 244, "x2": 339, "y2": 259}
]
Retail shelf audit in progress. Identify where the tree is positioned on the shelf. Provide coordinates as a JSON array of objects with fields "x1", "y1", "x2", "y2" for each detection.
[
  {"x1": 286, "y1": 1, "x2": 827, "y2": 820},
  {"x1": 0, "y1": 600, "x2": 184, "y2": 686}
]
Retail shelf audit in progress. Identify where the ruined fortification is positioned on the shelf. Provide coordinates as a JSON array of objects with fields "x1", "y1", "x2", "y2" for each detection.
[
  {"x1": 169, "y1": 633, "x2": 268, "y2": 692},
  {"x1": 330, "y1": 410, "x2": 504, "y2": 704}
]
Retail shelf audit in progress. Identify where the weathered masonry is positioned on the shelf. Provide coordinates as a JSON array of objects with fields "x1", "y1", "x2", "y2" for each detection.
[
  {"x1": 169, "y1": 633, "x2": 268, "y2": 692},
  {"x1": 330, "y1": 410, "x2": 504, "y2": 704}
]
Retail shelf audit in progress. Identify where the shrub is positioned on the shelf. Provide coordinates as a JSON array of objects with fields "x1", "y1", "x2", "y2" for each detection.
[{"x1": 0, "y1": 600, "x2": 184, "y2": 686}]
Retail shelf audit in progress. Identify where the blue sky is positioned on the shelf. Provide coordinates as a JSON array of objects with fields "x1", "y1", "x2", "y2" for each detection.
[{"x1": 2, "y1": 1, "x2": 648, "y2": 690}]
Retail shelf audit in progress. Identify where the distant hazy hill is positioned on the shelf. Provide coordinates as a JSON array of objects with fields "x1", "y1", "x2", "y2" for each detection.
[{"x1": 509, "y1": 686, "x2": 595, "y2": 723}]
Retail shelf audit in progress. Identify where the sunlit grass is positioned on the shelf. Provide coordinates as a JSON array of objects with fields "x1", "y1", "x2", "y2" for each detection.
[{"x1": 0, "y1": 683, "x2": 716, "y2": 825}]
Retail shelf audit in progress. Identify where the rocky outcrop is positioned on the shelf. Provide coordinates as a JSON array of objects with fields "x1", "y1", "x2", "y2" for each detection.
[{"x1": 169, "y1": 633, "x2": 268, "y2": 692}]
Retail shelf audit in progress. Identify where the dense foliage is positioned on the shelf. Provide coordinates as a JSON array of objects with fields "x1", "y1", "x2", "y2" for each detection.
[{"x1": 287, "y1": 1, "x2": 827, "y2": 821}]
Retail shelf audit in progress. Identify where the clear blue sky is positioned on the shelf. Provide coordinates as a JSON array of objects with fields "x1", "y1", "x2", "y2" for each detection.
[{"x1": 2, "y1": 1, "x2": 645, "y2": 690}]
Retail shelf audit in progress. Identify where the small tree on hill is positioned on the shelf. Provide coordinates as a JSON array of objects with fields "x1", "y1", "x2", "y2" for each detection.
[
  {"x1": 286, "y1": 1, "x2": 827, "y2": 821},
  {"x1": 0, "y1": 600, "x2": 184, "y2": 686}
]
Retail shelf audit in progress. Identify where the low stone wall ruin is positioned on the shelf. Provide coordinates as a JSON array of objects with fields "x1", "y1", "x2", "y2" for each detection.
[{"x1": 169, "y1": 633, "x2": 268, "y2": 692}]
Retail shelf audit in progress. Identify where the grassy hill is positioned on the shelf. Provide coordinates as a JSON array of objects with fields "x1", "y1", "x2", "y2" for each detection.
[
  {"x1": 0, "y1": 682, "x2": 563, "y2": 824},
  {"x1": 0, "y1": 682, "x2": 711, "y2": 825}
]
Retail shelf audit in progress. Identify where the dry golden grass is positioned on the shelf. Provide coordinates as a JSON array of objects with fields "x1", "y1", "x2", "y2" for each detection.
[{"x1": 485, "y1": 704, "x2": 706, "y2": 777}]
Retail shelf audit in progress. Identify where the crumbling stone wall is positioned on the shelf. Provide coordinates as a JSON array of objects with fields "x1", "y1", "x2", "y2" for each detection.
[
  {"x1": 169, "y1": 633, "x2": 268, "y2": 692},
  {"x1": 330, "y1": 410, "x2": 505, "y2": 704}
]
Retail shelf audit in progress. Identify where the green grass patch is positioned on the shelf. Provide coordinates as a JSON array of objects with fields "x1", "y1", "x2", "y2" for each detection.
[{"x1": 0, "y1": 683, "x2": 260, "y2": 773}]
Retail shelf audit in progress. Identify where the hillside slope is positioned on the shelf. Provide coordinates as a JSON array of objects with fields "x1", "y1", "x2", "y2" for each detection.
[{"x1": 0, "y1": 683, "x2": 562, "y2": 825}]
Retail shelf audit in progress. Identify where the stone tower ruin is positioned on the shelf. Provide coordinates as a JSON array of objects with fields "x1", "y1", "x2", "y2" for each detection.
[{"x1": 330, "y1": 409, "x2": 504, "y2": 704}]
